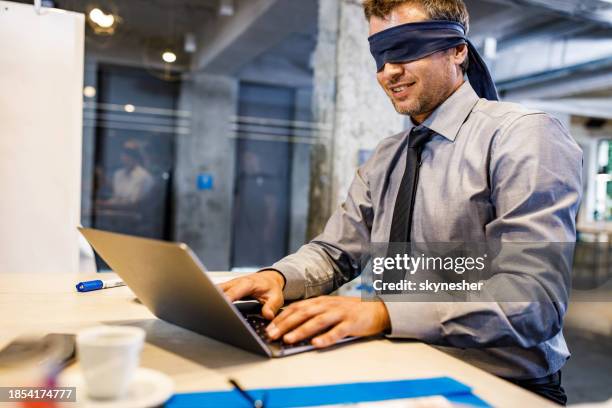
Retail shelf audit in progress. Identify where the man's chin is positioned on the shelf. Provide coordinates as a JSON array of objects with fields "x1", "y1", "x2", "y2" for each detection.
[{"x1": 392, "y1": 100, "x2": 416, "y2": 116}]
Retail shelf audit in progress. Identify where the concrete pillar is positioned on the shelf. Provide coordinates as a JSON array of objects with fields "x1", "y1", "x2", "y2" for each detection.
[
  {"x1": 308, "y1": 0, "x2": 405, "y2": 237},
  {"x1": 307, "y1": 0, "x2": 340, "y2": 240},
  {"x1": 174, "y1": 72, "x2": 238, "y2": 270}
]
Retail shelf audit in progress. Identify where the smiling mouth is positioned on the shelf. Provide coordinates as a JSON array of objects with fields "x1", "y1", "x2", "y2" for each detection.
[{"x1": 390, "y1": 82, "x2": 415, "y2": 95}]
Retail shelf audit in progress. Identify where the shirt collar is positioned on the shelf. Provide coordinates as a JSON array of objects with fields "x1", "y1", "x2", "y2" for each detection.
[{"x1": 410, "y1": 81, "x2": 480, "y2": 142}]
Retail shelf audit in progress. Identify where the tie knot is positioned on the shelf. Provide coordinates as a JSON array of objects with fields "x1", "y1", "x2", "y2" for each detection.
[{"x1": 408, "y1": 126, "x2": 433, "y2": 149}]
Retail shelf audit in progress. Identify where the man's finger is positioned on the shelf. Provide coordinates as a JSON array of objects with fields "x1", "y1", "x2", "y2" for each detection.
[
  {"x1": 283, "y1": 312, "x2": 341, "y2": 344},
  {"x1": 261, "y1": 290, "x2": 283, "y2": 320},
  {"x1": 269, "y1": 298, "x2": 313, "y2": 325},
  {"x1": 222, "y1": 279, "x2": 253, "y2": 302},
  {"x1": 311, "y1": 322, "x2": 351, "y2": 348},
  {"x1": 218, "y1": 279, "x2": 236, "y2": 292},
  {"x1": 266, "y1": 303, "x2": 323, "y2": 340}
]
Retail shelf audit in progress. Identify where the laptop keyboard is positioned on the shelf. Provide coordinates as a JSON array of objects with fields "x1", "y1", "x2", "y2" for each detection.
[{"x1": 246, "y1": 315, "x2": 313, "y2": 350}]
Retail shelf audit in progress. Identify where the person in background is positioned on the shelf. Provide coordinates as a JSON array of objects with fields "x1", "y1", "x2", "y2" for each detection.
[{"x1": 99, "y1": 141, "x2": 154, "y2": 208}]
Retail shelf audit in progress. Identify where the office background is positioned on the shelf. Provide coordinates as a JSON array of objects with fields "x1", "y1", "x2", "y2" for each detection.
[{"x1": 1, "y1": 0, "x2": 611, "y2": 405}]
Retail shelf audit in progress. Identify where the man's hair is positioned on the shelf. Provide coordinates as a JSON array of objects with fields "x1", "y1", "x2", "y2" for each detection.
[
  {"x1": 122, "y1": 144, "x2": 143, "y2": 165},
  {"x1": 363, "y1": 0, "x2": 470, "y2": 72}
]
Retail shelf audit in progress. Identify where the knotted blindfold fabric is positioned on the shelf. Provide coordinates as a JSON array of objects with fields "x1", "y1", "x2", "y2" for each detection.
[{"x1": 368, "y1": 20, "x2": 499, "y2": 101}]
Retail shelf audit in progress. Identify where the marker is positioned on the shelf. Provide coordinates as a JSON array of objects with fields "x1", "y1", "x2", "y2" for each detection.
[{"x1": 76, "y1": 278, "x2": 125, "y2": 292}]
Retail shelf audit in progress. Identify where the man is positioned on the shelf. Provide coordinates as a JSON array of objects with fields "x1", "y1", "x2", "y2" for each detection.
[
  {"x1": 221, "y1": 0, "x2": 582, "y2": 404},
  {"x1": 99, "y1": 141, "x2": 154, "y2": 207}
]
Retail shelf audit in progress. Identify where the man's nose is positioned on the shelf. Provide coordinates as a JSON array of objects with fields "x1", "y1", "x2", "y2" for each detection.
[{"x1": 381, "y1": 62, "x2": 404, "y2": 81}]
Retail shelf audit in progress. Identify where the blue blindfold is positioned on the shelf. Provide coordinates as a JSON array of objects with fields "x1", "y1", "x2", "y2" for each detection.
[{"x1": 368, "y1": 21, "x2": 498, "y2": 101}]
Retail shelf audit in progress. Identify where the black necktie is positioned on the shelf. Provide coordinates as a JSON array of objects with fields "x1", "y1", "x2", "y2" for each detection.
[{"x1": 389, "y1": 126, "x2": 433, "y2": 243}]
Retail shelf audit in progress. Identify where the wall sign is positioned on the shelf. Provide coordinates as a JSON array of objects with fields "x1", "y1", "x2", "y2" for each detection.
[{"x1": 197, "y1": 173, "x2": 214, "y2": 190}]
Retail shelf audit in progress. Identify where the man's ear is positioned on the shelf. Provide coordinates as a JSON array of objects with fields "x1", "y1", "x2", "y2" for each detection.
[{"x1": 454, "y1": 43, "x2": 468, "y2": 65}]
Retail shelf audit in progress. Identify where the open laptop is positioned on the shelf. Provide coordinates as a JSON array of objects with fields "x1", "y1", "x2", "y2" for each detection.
[{"x1": 79, "y1": 227, "x2": 355, "y2": 357}]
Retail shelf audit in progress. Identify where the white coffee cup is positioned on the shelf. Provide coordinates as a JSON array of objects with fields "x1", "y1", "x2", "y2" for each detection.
[{"x1": 76, "y1": 325, "x2": 145, "y2": 400}]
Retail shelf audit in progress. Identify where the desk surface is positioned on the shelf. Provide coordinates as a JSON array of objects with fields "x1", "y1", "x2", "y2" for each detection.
[{"x1": 0, "y1": 273, "x2": 552, "y2": 407}]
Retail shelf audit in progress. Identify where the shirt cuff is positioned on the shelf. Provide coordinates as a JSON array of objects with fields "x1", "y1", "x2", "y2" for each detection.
[
  {"x1": 258, "y1": 262, "x2": 306, "y2": 300},
  {"x1": 383, "y1": 301, "x2": 441, "y2": 341}
]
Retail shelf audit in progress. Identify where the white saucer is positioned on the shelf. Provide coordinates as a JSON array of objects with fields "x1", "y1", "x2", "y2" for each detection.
[{"x1": 59, "y1": 367, "x2": 174, "y2": 408}]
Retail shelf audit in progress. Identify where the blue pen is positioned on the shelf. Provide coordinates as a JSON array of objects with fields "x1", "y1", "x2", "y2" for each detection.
[{"x1": 76, "y1": 278, "x2": 125, "y2": 292}]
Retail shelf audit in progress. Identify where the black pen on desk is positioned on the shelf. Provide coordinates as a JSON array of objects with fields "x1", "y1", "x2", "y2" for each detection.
[
  {"x1": 229, "y1": 378, "x2": 265, "y2": 408},
  {"x1": 75, "y1": 278, "x2": 125, "y2": 292}
]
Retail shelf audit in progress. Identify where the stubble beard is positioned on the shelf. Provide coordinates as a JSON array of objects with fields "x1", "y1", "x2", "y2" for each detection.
[
  {"x1": 391, "y1": 93, "x2": 430, "y2": 117},
  {"x1": 392, "y1": 98, "x2": 421, "y2": 116},
  {"x1": 390, "y1": 83, "x2": 447, "y2": 119}
]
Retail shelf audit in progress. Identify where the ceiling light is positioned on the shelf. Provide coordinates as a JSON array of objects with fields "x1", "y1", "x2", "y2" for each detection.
[
  {"x1": 83, "y1": 86, "x2": 96, "y2": 98},
  {"x1": 89, "y1": 8, "x2": 115, "y2": 29},
  {"x1": 219, "y1": 0, "x2": 234, "y2": 16},
  {"x1": 184, "y1": 33, "x2": 196, "y2": 54},
  {"x1": 162, "y1": 51, "x2": 177, "y2": 63},
  {"x1": 124, "y1": 104, "x2": 135, "y2": 113}
]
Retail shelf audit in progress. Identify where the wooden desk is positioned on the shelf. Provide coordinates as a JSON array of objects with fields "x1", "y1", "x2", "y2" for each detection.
[{"x1": 0, "y1": 273, "x2": 553, "y2": 407}]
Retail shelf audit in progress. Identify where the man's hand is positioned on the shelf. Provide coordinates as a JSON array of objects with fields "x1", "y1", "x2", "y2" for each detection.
[
  {"x1": 266, "y1": 296, "x2": 391, "y2": 348},
  {"x1": 219, "y1": 270, "x2": 285, "y2": 320}
]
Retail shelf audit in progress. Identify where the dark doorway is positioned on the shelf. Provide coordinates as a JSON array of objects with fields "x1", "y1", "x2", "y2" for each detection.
[
  {"x1": 231, "y1": 83, "x2": 296, "y2": 268},
  {"x1": 91, "y1": 65, "x2": 178, "y2": 244}
]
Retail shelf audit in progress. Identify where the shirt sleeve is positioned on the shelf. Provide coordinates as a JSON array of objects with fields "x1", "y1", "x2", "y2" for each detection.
[
  {"x1": 268, "y1": 162, "x2": 374, "y2": 300},
  {"x1": 385, "y1": 113, "x2": 583, "y2": 348}
]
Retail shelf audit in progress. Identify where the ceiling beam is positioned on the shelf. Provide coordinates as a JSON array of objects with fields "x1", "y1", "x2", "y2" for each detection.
[
  {"x1": 192, "y1": 0, "x2": 278, "y2": 73},
  {"x1": 484, "y1": 0, "x2": 612, "y2": 27},
  {"x1": 192, "y1": 0, "x2": 318, "y2": 75},
  {"x1": 495, "y1": 19, "x2": 596, "y2": 52},
  {"x1": 499, "y1": 58, "x2": 612, "y2": 99},
  {"x1": 520, "y1": 98, "x2": 612, "y2": 119},
  {"x1": 469, "y1": 8, "x2": 538, "y2": 45}
]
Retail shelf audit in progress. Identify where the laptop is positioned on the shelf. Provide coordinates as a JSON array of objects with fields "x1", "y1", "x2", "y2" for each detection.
[{"x1": 79, "y1": 227, "x2": 355, "y2": 357}]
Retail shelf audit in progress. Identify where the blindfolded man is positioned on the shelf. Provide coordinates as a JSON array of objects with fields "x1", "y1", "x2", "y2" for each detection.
[{"x1": 221, "y1": 0, "x2": 582, "y2": 404}]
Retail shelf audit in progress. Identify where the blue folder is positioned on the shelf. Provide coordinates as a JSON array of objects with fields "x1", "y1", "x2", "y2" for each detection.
[{"x1": 166, "y1": 376, "x2": 490, "y2": 407}]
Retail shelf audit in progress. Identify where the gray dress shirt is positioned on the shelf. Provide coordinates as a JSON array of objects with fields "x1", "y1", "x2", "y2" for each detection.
[{"x1": 270, "y1": 81, "x2": 583, "y2": 380}]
